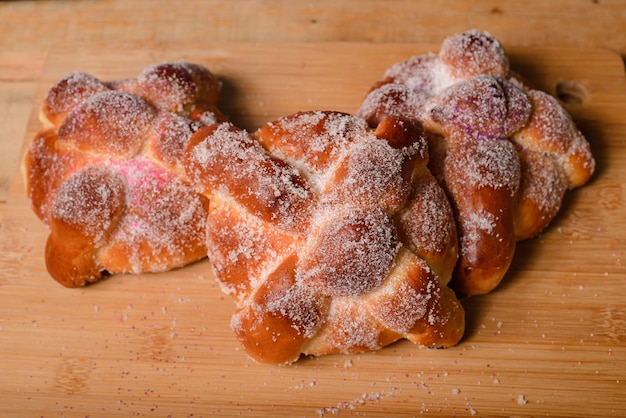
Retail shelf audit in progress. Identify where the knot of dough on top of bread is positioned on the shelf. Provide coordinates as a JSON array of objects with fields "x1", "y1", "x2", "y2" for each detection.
[
  {"x1": 184, "y1": 110, "x2": 464, "y2": 364},
  {"x1": 23, "y1": 61, "x2": 228, "y2": 288},
  {"x1": 357, "y1": 29, "x2": 595, "y2": 295}
]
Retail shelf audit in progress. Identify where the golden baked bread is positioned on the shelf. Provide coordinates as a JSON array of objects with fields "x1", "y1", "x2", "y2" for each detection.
[
  {"x1": 357, "y1": 30, "x2": 595, "y2": 295},
  {"x1": 184, "y1": 110, "x2": 464, "y2": 364},
  {"x1": 23, "y1": 61, "x2": 227, "y2": 287}
]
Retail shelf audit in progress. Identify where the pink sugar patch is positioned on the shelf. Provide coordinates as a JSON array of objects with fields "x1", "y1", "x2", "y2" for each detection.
[
  {"x1": 111, "y1": 157, "x2": 173, "y2": 210},
  {"x1": 114, "y1": 158, "x2": 170, "y2": 189}
]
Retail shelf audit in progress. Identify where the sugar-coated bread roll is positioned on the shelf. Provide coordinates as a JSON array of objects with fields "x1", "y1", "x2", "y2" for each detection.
[
  {"x1": 184, "y1": 111, "x2": 464, "y2": 364},
  {"x1": 23, "y1": 62, "x2": 227, "y2": 287},
  {"x1": 357, "y1": 30, "x2": 595, "y2": 295}
]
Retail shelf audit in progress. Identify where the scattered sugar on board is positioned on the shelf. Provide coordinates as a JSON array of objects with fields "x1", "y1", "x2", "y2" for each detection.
[{"x1": 316, "y1": 387, "x2": 399, "y2": 417}]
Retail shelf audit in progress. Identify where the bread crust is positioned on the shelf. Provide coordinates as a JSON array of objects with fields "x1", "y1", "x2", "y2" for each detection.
[
  {"x1": 357, "y1": 30, "x2": 595, "y2": 295},
  {"x1": 23, "y1": 62, "x2": 226, "y2": 287},
  {"x1": 184, "y1": 111, "x2": 464, "y2": 363}
]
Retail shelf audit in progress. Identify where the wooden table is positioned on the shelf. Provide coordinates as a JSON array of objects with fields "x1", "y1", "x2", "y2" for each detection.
[{"x1": 1, "y1": 1, "x2": 626, "y2": 416}]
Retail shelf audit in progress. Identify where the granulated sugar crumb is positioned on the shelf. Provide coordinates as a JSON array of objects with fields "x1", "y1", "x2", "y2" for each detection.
[
  {"x1": 517, "y1": 394, "x2": 528, "y2": 405},
  {"x1": 316, "y1": 388, "x2": 398, "y2": 416}
]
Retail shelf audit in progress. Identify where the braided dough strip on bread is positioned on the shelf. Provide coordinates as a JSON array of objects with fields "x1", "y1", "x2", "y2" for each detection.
[
  {"x1": 22, "y1": 62, "x2": 227, "y2": 287},
  {"x1": 357, "y1": 30, "x2": 595, "y2": 295},
  {"x1": 184, "y1": 111, "x2": 464, "y2": 364}
]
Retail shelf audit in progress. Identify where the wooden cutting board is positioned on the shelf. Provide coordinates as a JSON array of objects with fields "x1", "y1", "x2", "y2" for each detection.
[{"x1": 1, "y1": 42, "x2": 625, "y2": 417}]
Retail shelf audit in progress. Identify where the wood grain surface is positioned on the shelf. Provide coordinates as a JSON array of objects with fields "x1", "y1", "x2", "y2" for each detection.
[{"x1": 1, "y1": 41, "x2": 626, "y2": 417}]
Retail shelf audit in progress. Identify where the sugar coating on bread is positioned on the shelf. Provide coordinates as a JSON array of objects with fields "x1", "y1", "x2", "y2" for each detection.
[
  {"x1": 185, "y1": 111, "x2": 464, "y2": 364},
  {"x1": 23, "y1": 62, "x2": 226, "y2": 287},
  {"x1": 357, "y1": 30, "x2": 595, "y2": 295}
]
